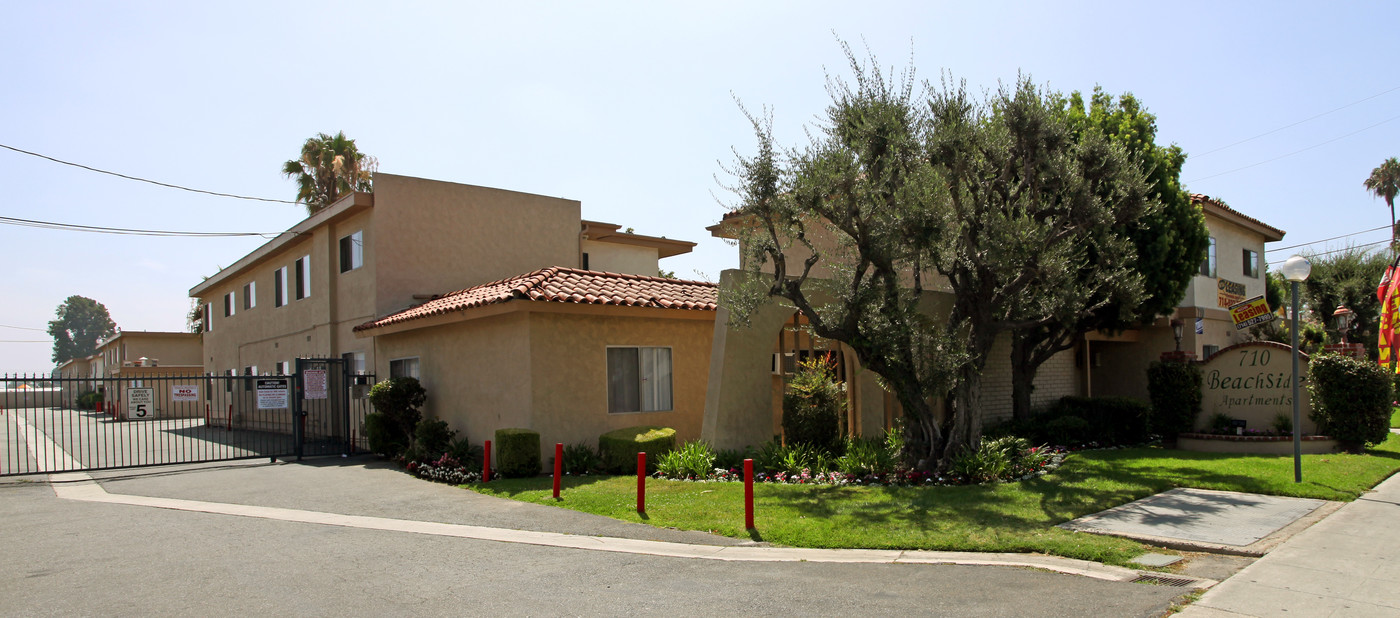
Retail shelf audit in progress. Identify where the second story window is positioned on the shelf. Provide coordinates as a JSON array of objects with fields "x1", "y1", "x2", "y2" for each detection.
[
  {"x1": 1200, "y1": 237, "x2": 1217, "y2": 277},
  {"x1": 224, "y1": 291, "x2": 235, "y2": 317},
  {"x1": 1243, "y1": 249, "x2": 1259, "y2": 278},
  {"x1": 204, "y1": 302, "x2": 212, "y2": 332},
  {"x1": 274, "y1": 266, "x2": 289, "y2": 307},
  {"x1": 244, "y1": 281, "x2": 256, "y2": 309},
  {"x1": 340, "y1": 231, "x2": 363, "y2": 273},
  {"x1": 295, "y1": 255, "x2": 311, "y2": 300}
]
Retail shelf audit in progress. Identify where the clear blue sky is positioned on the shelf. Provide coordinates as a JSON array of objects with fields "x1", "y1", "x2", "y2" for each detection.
[{"x1": 2, "y1": 2, "x2": 1396, "y2": 373}]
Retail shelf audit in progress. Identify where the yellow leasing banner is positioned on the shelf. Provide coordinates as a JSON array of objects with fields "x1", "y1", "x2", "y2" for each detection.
[{"x1": 1228, "y1": 295, "x2": 1274, "y2": 330}]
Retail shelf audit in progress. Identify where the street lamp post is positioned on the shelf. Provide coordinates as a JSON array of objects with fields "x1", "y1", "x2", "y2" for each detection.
[{"x1": 1281, "y1": 255, "x2": 1312, "y2": 483}]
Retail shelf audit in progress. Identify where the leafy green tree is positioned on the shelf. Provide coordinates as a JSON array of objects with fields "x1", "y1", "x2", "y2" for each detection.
[
  {"x1": 723, "y1": 46, "x2": 1155, "y2": 469},
  {"x1": 47, "y1": 295, "x2": 116, "y2": 365},
  {"x1": 282, "y1": 131, "x2": 377, "y2": 216},
  {"x1": 1300, "y1": 246, "x2": 1388, "y2": 359},
  {"x1": 1364, "y1": 157, "x2": 1400, "y2": 245},
  {"x1": 1007, "y1": 89, "x2": 1207, "y2": 420}
]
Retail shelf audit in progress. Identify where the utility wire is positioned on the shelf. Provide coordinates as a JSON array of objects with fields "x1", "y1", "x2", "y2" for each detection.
[
  {"x1": 0, "y1": 215, "x2": 291, "y2": 238},
  {"x1": 1187, "y1": 113, "x2": 1400, "y2": 183},
  {"x1": 1266, "y1": 224, "x2": 1392, "y2": 253},
  {"x1": 0, "y1": 340, "x2": 49, "y2": 343},
  {"x1": 0, "y1": 323, "x2": 46, "y2": 332},
  {"x1": 1194, "y1": 84, "x2": 1400, "y2": 158},
  {"x1": 0, "y1": 143, "x2": 296, "y2": 204},
  {"x1": 1273, "y1": 238, "x2": 1391, "y2": 259}
]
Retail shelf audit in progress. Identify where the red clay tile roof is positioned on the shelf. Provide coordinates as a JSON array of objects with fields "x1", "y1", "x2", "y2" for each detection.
[
  {"x1": 355, "y1": 267, "x2": 718, "y2": 332},
  {"x1": 1191, "y1": 193, "x2": 1286, "y2": 241}
]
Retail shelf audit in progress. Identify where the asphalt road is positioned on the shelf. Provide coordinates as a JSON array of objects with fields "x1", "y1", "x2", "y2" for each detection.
[{"x1": 0, "y1": 460, "x2": 1191, "y2": 616}]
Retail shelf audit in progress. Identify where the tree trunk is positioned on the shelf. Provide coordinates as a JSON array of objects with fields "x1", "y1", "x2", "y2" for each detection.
[
  {"x1": 1010, "y1": 333, "x2": 1035, "y2": 422},
  {"x1": 940, "y1": 365, "x2": 984, "y2": 470},
  {"x1": 893, "y1": 387, "x2": 942, "y2": 470}
]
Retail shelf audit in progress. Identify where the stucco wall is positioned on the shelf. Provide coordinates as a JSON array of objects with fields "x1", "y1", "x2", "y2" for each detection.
[
  {"x1": 528, "y1": 311, "x2": 714, "y2": 456},
  {"x1": 372, "y1": 174, "x2": 582, "y2": 316},
  {"x1": 581, "y1": 239, "x2": 659, "y2": 276},
  {"x1": 1183, "y1": 214, "x2": 1269, "y2": 312},
  {"x1": 373, "y1": 312, "x2": 533, "y2": 450}
]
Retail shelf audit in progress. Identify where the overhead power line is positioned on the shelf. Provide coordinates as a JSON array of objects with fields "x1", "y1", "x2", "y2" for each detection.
[
  {"x1": 0, "y1": 143, "x2": 296, "y2": 204},
  {"x1": 1266, "y1": 224, "x2": 1392, "y2": 253},
  {"x1": 1194, "y1": 84, "x2": 1400, "y2": 158},
  {"x1": 1187, "y1": 113, "x2": 1400, "y2": 183},
  {"x1": 0, "y1": 323, "x2": 47, "y2": 332},
  {"x1": 0, "y1": 340, "x2": 49, "y2": 343},
  {"x1": 1270, "y1": 238, "x2": 1391, "y2": 259},
  {"x1": 0, "y1": 215, "x2": 291, "y2": 238}
]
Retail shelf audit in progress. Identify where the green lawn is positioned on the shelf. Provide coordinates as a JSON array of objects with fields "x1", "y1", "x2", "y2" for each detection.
[
  {"x1": 1392, "y1": 407, "x2": 1400, "y2": 428},
  {"x1": 467, "y1": 434, "x2": 1400, "y2": 567}
]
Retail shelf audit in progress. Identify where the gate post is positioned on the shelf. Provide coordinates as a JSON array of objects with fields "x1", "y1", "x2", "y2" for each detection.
[{"x1": 292, "y1": 359, "x2": 305, "y2": 461}]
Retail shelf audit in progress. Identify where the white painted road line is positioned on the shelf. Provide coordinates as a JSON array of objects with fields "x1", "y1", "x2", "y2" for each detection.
[{"x1": 46, "y1": 472, "x2": 1214, "y2": 588}]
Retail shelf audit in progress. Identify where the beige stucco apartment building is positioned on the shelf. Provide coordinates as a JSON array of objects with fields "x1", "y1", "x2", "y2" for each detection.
[
  {"x1": 190, "y1": 173, "x2": 715, "y2": 456},
  {"x1": 700, "y1": 194, "x2": 1286, "y2": 450}
]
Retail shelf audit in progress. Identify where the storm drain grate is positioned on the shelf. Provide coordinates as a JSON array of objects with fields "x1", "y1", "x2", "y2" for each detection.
[{"x1": 1130, "y1": 574, "x2": 1197, "y2": 587}]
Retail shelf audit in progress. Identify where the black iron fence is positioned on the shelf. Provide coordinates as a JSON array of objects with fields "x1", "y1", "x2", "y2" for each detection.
[{"x1": 1, "y1": 370, "x2": 375, "y2": 476}]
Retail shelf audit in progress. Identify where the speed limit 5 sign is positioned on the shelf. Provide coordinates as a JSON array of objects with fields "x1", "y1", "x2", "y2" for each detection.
[{"x1": 127, "y1": 388, "x2": 155, "y2": 419}]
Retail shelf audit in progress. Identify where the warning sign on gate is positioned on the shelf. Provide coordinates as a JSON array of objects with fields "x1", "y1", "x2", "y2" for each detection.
[
  {"x1": 171, "y1": 384, "x2": 199, "y2": 402},
  {"x1": 256, "y1": 378, "x2": 289, "y2": 410},
  {"x1": 127, "y1": 388, "x2": 155, "y2": 419},
  {"x1": 303, "y1": 369, "x2": 328, "y2": 400}
]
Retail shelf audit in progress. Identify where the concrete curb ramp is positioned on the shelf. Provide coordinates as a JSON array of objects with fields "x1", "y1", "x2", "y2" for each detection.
[{"x1": 47, "y1": 471, "x2": 1214, "y2": 590}]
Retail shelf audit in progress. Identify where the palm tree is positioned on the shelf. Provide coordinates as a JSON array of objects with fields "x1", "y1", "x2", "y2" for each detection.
[
  {"x1": 1364, "y1": 157, "x2": 1400, "y2": 249},
  {"x1": 282, "y1": 131, "x2": 378, "y2": 216}
]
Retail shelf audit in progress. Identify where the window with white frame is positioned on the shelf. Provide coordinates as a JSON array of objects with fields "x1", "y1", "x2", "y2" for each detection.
[
  {"x1": 1200, "y1": 237, "x2": 1216, "y2": 277},
  {"x1": 275, "y1": 361, "x2": 290, "y2": 375},
  {"x1": 295, "y1": 255, "x2": 310, "y2": 300},
  {"x1": 274, "y1": 266, "x2": 289, "y2": 307},
  {"x1": 244, "y1": 281, "x2": 256, "y2": 309},
  {"x1": 389, "y1": 357, "x2": 420, "y2": 379},
  {"x1": 1243, "y1": 249, "x2": 1259, "y2": 278},
  {"x1": 607, "y1": 346, "x2": 672, "y2": 413},
  {"x1": 224, "y1": 291, "x2": 235, "y2": 317},
  {"x1": 204, "y1": 302, "x2": 213, "y2": 332},
  {"x1": 340, "y1": 231, "x2": 363, "y2": 273}
]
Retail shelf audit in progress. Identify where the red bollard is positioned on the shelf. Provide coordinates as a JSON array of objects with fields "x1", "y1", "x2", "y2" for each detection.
[
  {"x1": 637, "y1": 452, "x2": 646, "y2": 513},
  {"x1": 204, "y1": 402, "x2": 210, "y2": 425},
  {"x1": 553, "y1": 442, "x2": 563, "y2": 499},
  {"x1": 744, "y1": 458, "x2": 755, "y2": 529},
  {"x1": 483, "y1": 440, "x2": 492, "y2": 483}
]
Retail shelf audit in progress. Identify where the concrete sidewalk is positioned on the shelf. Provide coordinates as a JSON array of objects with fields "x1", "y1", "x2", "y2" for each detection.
[{"x1": 1178, "y1": 471, "x2": 1400, "y2": 617}]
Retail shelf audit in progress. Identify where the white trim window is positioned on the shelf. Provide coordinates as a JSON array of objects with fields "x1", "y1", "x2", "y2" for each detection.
[
  {"x1": 1200, "y1": 237, "x2": 1217, "y2": 277},
  {"x1": 607, "y1": 346, "x2": 672, "y2": 413},
  {"x1": 204, "y1": 302, "x2": 213, "y2": 332},
  {"x1": 244, "y1": 281, "x2": 256, "y2": 309},
  {"x1": 224, "y1": 291, "x2": 235, "y2": 317},
  {"x1": 275, "y1": 361, "x2": 290, "y2": 375},
  {"x1": 1243, "y1": 248, "x2": 1260, "y2": 278},
  {"x1": 390, "y1": 357, "x2": 420, "y2": 380},
  {"x1": 340, "y1": 231, "x2": 363, "y2": 273},
  {"x1": 274, "y1": 266, "x2": 289, "y2": 307},
  {"x1": 295, "y1": 255, "x2": 311, "y2": 300}
]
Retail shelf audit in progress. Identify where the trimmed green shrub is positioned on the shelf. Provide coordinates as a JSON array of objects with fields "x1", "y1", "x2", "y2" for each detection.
[
  {"x1": 781, "y1": 357, "x2": 845, "y2": 453},
  {"x1": 1047, "y1": 396, "x2": 1151, "y2": 445},
  {"x1": 655, "y1": 440, "x2": 717, "y2": 479},
  {"x1": 367, "y1": 377, "x2": 427, "y2": 455},
  {"x1": 411, "y1": 418, "x2": 456, "y2": 461},
  {"x1": 836, "y1": 434, "x2": 898, "y2": 477},
  {"x1": 1308, "y1": 353, "x2": 1393, "y2": 451},
  {"x1": 561, "y1": 442, "x2": 600, "y2": 475},
  {"x1": 364, "y1": 412, "x2": 407, "y2": 458},
  {"x1": 1146, "y1": 360, "x2": 1203, "y2": 436},
  {"x1": 76, "y1": 390, "x2": 101, "y2": 411},
  {"x1": 1041, "y1": 415, "x2": 1090, "y2": 446},
  {"x1": 598, "y1": 426, "x2": 676, "y2": 474},
  {"x1": 494, "y1": 428, "x2": 541, "y2": 477}
]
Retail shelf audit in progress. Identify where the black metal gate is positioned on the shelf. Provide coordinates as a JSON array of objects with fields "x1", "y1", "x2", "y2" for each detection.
[{"x1": 0, "y1": 367, "x2": 375, "y2": 477}]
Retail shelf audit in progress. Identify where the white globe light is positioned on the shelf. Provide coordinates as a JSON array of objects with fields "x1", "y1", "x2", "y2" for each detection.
[{"x1": 1281, "y1": 255, "x2": 1312, "y2": 282}]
